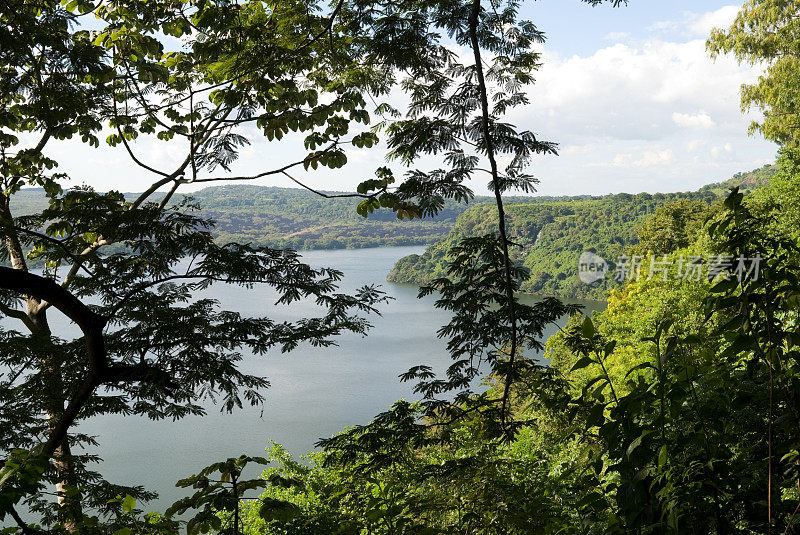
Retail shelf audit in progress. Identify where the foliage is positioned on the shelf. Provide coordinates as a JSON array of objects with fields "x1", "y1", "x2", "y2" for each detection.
[
  {"x1": 630, "y1": 199, "x2": 716, "y2": 256},
  {"x1": 315, "y1": 0, "x2": 601, "y2": 471},
  {"x1": 747, "y1": 150, "x2": 800, "y2": 245},
  {"x1": 12, "y1": 0, "x2": 800, "y2": 533},
  {"x1": 698, "y1": 163, "x2": 778, "y2": 196},
  {"x1": 240, "y1": 426, "x2": 577, "y2": 535},
  {"x1": 242, "y1": 179, "x2": 800, "y2": 533},
  {"x1": 0, "y1": 0, "x2": 605, "y2": 529},
  {"x1": 0, "y1": 0, "x2": 415, "y2": 529},
  {"x1": 559, "y1": 187, "x2": 800, "y2": 531},
  {"x1": 0, "y1": 189, "x2": 388, "y2": 526},
  {"x1": 239, "y1": 0, "x2": 800, "y2": 532},
  {"x1": 708, "y1": 0, "x2": 800, "y2": 147},
  {"x1": 166, "y1": 455, "x2": 278, "y2": 535},
  {"x1": 389, "y1": 164, "x2": 777, "y2": 300},
  {"x1": 389, "y1": 191, "x2": 706, "y2": 300}
]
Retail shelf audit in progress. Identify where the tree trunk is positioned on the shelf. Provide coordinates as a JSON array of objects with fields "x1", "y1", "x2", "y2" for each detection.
[{"x1": 1, "y1": 193, "x2": 83, "y2": 531}]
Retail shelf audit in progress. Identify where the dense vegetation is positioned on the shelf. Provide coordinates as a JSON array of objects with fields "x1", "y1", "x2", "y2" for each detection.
[
  {"x1": 1, "y1": 0, "x2": 591, "y2": 531},
  {"x1": 8, "y1": 186, "x2": 474, "y2": 252},
  {"x1": 236, "y1": 162, "x2": 800, "y2": 533},
  {"x1": 13, "y1": 181, "x2": 698, "y2": 253},
  {"x1": 189, "y1": 186, "x2": 463, "y2": 249},
  {"x1": 11, "y1": 164, "x2": 774, "y2": 258},
  {"x1": 3, "y1": 0, "x2": 800, "y2": 533},
  {"x1": 187, "y1": 188, "x2": 607, "y2": 250},
  {"x1": 213, "y1": 3, "x2": 800, "y2": 531},
  {"x1": 388, "y1": 165, "x2": 777, "y2": 300}
]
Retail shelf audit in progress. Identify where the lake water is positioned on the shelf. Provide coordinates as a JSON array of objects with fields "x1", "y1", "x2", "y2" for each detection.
[{"x1": 5, "y1": 245, "x2": 604, "y2": 511}]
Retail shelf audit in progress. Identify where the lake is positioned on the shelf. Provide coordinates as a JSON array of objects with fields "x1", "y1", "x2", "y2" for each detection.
[{"x1": 7, "y1": 245, "x2": 605, "y2": 511}]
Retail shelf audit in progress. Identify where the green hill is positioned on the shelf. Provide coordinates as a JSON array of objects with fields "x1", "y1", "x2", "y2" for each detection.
[
  {"x1": 184, "y1": 185, "x2": 472, "y2": 250},
  {"x1": 9, "y1": 164, "x2": 776, "y2": 261},
  {"x1": 387, "y1": 165, "x2": 775, "y2": 300},
  {"x1": 698, "y1": 163, "x2": 778, "y2": 196},
  {"x1": 10, "y1": 184, "x2": 613, "y2": 251},
  {"x1": 190, "y1": 187, "x2": 609, "y2": 249},
  {"x1": 10, "y1": 185, "x2": 479, "y2": 250}
]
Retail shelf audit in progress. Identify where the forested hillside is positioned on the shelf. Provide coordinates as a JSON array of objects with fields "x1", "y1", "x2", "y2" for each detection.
[
  {"x1": 264, "y1": 164, "x2": 800, "y2": 534},
  {"x1": 698, "y1": 163, "x2": 778, "y2": 195},
  {"x1": 10, "y1": 184, "x2": 667, "y2": 253},
  {"x1": 183, "y1": 185, "x2": 473, "y2": 249},
  {"x1": 11, "y1": 186, "x2": 479, "y2": 250},
  {"x1": 11, "y1": 165, "x2": 773, "y2": 265},
  {"x1": 175, "y1": 188, "x2": 607, "y2": 249},
  {"x1": 388, "y1": 165, "x2": 775, "y2": 300}
]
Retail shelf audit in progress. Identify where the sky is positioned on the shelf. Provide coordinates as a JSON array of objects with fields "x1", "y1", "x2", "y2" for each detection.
[{"x1": 40, "y1": 0, "x2": 777, "y2": 197}]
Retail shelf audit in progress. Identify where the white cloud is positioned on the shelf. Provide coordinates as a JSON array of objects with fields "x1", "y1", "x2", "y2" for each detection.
[
  {"x1": 603, "y1": 31, "x2": 630, "y2": 42},
  {"x1": 647, "y1": 20, "x2": 679, "y2": 33},
  {"x1": 521, "y1": 38, "x2": 752, "y2": 140},
  {"x1": 672, "y1": 111, "x2": 715, "y2": 130},
  {"x1": 508, "y1": 8, "x2": 777, "y2": 196},
  {"x1": 710, "y1": 142, "x2": 735, "y2": 159},
  {"x1": 609, "y1": 148, "x2": 673, "y2": 169},
  {"x1": 648, "y1": 6, "x2": 739, "y2": 39},
  {"x1": 689, "y1": 6, "x2": 740, "y2": 37},
  {"x1": 686, "y1": 139, "x2": 707, "y2": 153}
]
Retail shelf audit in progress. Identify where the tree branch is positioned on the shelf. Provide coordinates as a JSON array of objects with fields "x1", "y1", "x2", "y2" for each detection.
[
  {"x1": 0, "y1": 300, "x2": 36, "y2": 331},
  {"x1": 281, "y1": 171, "x2": 371, "y2": 199},
  {"x1": 468, "y1": 0, "x2": 519, "y2": 435},
  {"x1": 8, "y1": 505, "x2": 44, "y2": 535},
  {"x1": 0, "y1": 268, "x2": 107, "y2": 463},
  {"x1": 187, "y1": 141, "x2": 341, "y2": 185}
]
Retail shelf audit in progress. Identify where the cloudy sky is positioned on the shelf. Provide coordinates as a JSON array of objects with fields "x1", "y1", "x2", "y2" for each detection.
[{"x1": 43, "y1": 0, "x2": 777, "y2": 197}]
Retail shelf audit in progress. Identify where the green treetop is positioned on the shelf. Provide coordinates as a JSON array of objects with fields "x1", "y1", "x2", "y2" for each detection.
[{"x1": 708, "y1": 0, "x2": 800, "y2": 149}]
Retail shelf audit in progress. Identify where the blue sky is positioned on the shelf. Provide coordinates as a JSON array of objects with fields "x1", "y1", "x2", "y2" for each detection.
[
  {"x1": 522, "y1": 0, "x2": 740, "y2": 56},
  {"x1": 41, "y1": 1, "x2": 777, "y2": 197}
]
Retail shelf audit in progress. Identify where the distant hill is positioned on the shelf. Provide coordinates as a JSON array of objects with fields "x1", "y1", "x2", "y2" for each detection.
[
  {"x1": 9, "y1": 184, "x2": 620, "y2": 251},
  {"x1": 387, "y1": 165, "x2": 776, "y2": 300},
  {"x1": 10, "y1": 164, "x2": 776, "y2": 260},
  {"x1": 10, "y1": 186, "x2": 479, "y2": 250},
  {"x1": 184, "y1": 185, "x2": 472, "y2": 250},
  {"x1": 698, "y1": 163, "x2": 778, "y2": 196}
]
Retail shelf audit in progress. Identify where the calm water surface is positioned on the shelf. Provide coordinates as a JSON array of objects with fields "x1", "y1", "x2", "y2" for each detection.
[{"x1": 10, "y1": 246, "x2": 605, "y2": 510}]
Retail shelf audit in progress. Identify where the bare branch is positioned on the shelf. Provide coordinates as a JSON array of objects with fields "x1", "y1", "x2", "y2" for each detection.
[
  {"x1": 282, "y1": 171, "x2": 370, "y2": 200},
  {"x1": 0, "y1": 301, "x2": 36, "y2": 331},
  {"x1": 188, "y1": 142, "x2": 341, "y2": 184},
  {"x1": 8, "y1": 505, "x2": 44, "y2": 535}
]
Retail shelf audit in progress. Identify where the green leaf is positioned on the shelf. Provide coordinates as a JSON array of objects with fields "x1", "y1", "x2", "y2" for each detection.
[
  {"x1": 259, "y1": 498, "x2": 301, "y2": 522},
  {"x1": 586, "y1": 403, "x2": 605, "y2": 428},
  {"x1": 658, "y1": 445, "x2": 668, "y2": 469},
  {"x1": 581, "y1": 317, "x2": 596, "y2": 338},
  {"x1": 626, "y1": 435, "x2": 643, "y2": 457},
  {"x1": 122, "y1": 494, "x2": 136, "y2": 513},
  {"x1": 571, "y1": 357, "x2": 595, "y2": 372}
]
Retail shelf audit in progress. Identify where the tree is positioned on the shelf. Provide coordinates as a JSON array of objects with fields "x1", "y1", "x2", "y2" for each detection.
[
  {"x1": 0, "y1": 0, "x2": 630, "y2": 532},
  {"x1": 319, "y1": 0, "x2": 628, "y2": 483},
  {"x1": 707, "y1": 0, "x2": 800, "y2": 150},
  {"x1": 0, "y1": 0, "x2": 405, "y2": 529},
  {"x1": 632, "y1": 199, "x2": 714, "y2": 256}
]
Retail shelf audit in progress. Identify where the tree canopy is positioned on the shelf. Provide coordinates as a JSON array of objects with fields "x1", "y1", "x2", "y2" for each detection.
[
  {"x1": 0, "y1": 0, "x2": 609, "y2": 530},
  {"x1": 708, "y1": 0, "x2": 800, "y2": 149},
  {"x1": 13, "y1": 0, "x2": 800, "y2": 534}
]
